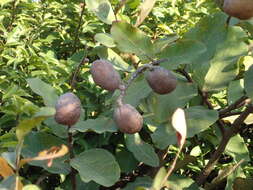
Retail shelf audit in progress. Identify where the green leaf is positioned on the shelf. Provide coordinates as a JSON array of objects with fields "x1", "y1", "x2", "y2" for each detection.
[
  {"x1": 23, "y1": 185, "x2": 41, "y2": 190},
  {"x1": 123, "y1": 76, "x2": 152, "y2": 107},
  {"x1": 16, "y1": 117, "x2": 45, "y2": 141},
  {"x1": 0, "y1": 0, "x2": 14, "y2": 6},
  {"x1": 168, "y1": 175, "x2": 200, "y2": 190},
  {"x1": 85, "y1": 0, "x2": 116, "y2": 24},
  {"x1": 44, "y1": 117, "x2": 68, "y2": 138},
  {"x1": 202, "y1": 26, "x2": 247, "y2": 91},
  {"x1": 125, "y1": 133, "x2": 159, "y2": 167},
  {"x1": 34, "y1": 107, "x2": 55, "y2": 117},
  {"x1": 71, "y1": 117, "x2": 117, "y2": 134},
  {"x1": 123, "y1": 176, "x2": 152, "y2": 190},
  {"x1": 185, "y1": 106, "x2": 218, "y2": 138},
  {"x1": 151, "y1": 123, "x2": 176, "y2": 149},
  {"x1": 152, "y1": 167, "x2": 167, "y2": 190},
  {"x1": 22, "y1": 132, "x2": 70, "y2": 175},
  {"x1": 95, "y1": 46, "x2": 133, "y2": 72},
  {"x1": 115, "y1": 149, "x2": 138, "y2": 173},
  {"x1": 26, "y1": 78, "x2": 58, "y2": 107},
  {"x1": 94, "y1": 33, "x2": 116, "y2": 47},
  {"x1": 70, "y1": 148, "x2": 120, "y2": 187},
  {"x1": 111, "y1": 21, "x2": 154, "y2": 59},
  {"x1": 225, "y1": 134, "x2": 250, "y2": 162},
  {"x1": 158, "y1": 39, "x2": 206, "y2": 70},
  {"x1": 244, "y1": 65, "x2": 253, "y2": 100},
  {"x1": 228, "y1": 80, "x2": 244, "y2": 104},
  {"x1": 185, "y1": 13, "x2": 247, "y2": 91},
  {"x1": 145, "y1": 80, "x2": 198, "y2": 123}
]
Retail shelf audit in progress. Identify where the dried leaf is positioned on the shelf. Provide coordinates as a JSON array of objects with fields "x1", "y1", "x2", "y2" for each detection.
[
  {"x1": 0, "y1": 157, "x2": 14, "y2": 178},
  {"x1": 171, "y1": 108, "x2": 187, "y2": 146},
  {"x1": 19, "y1": 144, "x2": 68, "y2": 168},
  {"x1": 135, "y1": 0, "x2": 157, "y2": 27}
]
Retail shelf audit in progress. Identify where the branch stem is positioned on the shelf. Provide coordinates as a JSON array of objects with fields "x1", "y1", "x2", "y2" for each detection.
[
  {"x1": 68, "y1": 126, "x2": 76, "y2": 190},
  {"x1": 196, "y1": 104, "x2": 253, "y2": 186}
]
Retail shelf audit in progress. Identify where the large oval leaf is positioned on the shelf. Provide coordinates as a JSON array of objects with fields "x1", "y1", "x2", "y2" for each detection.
[
  {"x1": 125, "y1": 133, "x2": 159, "y2": 167},
  {"x1": 70, "y1": 148, "x2": 120, "y2": 187},
  {"x1": 26, "y1": 78, "x2": 58, "y2": 107},
  {"x1": 85, "y1": 0, "x2": 115, "y2": 24},
  {"x1": 111, "y1": 21, "x2": 154, "y2": 59},
  {"x1": 185, "y1": 106, "x2": 218, "y2": 138}
]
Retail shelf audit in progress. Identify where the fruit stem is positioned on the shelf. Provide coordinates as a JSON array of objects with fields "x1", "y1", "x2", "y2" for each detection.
[
  {"x1": 68, "y1": 126, "x2": 76, "y2": 190},
  {"x1": 116, "y1": 59, "x2": 169, "y2": 106}
]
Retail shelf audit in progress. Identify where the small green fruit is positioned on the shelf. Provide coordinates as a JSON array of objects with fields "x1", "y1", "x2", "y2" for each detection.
[
  {"x1": 146, "y1": 66, "x2": 177, "y2": 95},
  {"x1": 223, "y1": 0, "x2": 253, "y2": 20},
  {"x1": 55, "y1": 92, "x2": 81, "y2": 126},
  {"x1": 114, "y1": 104, "x2": 143, "y2": 134},
  {"x1": 90, "y1": 59, "x2": 121, "y2": 91}
]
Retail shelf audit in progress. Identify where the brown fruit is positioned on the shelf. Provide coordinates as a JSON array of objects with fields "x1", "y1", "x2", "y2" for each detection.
[
  {"x1": 223, "y1": 0, "x2": 253, "y2": 20},
  {"x1": 114, "y1": 104, "x2": 143, "y2": 134},
  {"x1": 90, "y1": 59, "x2": 121, "y2": 91},
  {"x1": 146, "y1": 66, "x2": 177, "y2": 95},
  {"x1": 55, "y1": 92, "x2": 81, "y2": 126}
]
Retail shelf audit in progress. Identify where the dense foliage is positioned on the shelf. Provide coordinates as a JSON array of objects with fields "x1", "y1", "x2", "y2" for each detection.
[{"x1": 1, "y1": 0, "x2": 253, "y2": 189}]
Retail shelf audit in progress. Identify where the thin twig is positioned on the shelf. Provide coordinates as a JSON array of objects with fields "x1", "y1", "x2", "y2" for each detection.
[
  {"x1": 205, "y1": 159, "x2": 244, "y2": 190},
  {"x1": 116, "y1": 58, "x2": 168, "y2": 106},
  {"x1": 70, "y1": 57, "x2": 89, "y2": 90},
  {"x1": 196, "y1": 104, "x2": 253, "y2": 186},
  {"x1": 219, "y1": 96, "x2": 248, "y2": 117},
  {"x1": 161, "y1": 145, "x2": 183, "y2": 188},
  {"x1": 220, "y1": 111, "x2": 242, "y2": 119}
]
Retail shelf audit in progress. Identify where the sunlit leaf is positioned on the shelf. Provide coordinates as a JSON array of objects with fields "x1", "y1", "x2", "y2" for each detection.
[
  {"x1": 111, "y1": 21, "x2": 154, "y2": 59},
  {"x1": 16, "y1": 117, "x2": 45, "y2": 141},
  {"x1": 85, "y1": 0, "x2": 116, "y2": 24},
  {"x1": 244, "y1": 65, "x2": 253, "y2": 100},
  {"x1": 135, "y1": 0, "x2": 157, "y2": 27},
  {"x1": 26, "y1": 78, "x2": 58, "y2": 107}
]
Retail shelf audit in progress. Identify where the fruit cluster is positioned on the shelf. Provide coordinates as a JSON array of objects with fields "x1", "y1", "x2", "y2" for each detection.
[{"x1": 90, "y1": 59, "x2": 177, "y2": 134}]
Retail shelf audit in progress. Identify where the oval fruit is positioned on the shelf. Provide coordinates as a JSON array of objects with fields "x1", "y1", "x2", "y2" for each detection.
[
  {"x1": 114, "y1": 104, "x2": 143, "y2": 134},
  {"x1": 55, "y1": 92, "x2": 81, "y2": 126},
  {"x1": 146, "y1": 66, "x2": 177, "y2": 95},
  {"x1": 223, "y1": 0, "x2": 253, "y2": 20},
  {"x1": 90, "y1": 59, "x2": 121, "y2": 91}
]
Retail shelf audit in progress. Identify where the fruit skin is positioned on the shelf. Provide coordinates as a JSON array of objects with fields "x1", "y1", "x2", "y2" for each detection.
[
  {"x1": 90, "y1": 59, "x2": 121, "y2": 91},
  {"x1": 223, "y1": 0, "x2": 253, "y2": 20},
  {"x1": 146, "y1": 66, "x2": 177, "y2": 95},
  {"x1": 114, "y1": 104, "x2": 143, "y2": 134},
  {"x1": 55, "y1": 92, "x2": 81, "y2": 126}
]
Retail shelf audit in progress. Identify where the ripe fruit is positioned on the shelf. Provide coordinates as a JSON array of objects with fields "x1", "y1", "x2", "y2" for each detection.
[
  {"x1": 55, "y1": 92, "x2": 81, "y2": 126},
  {"x1": 146, "y1": 66, "x2": 177, "y2": 95},
  {"x1": 223, "y1": 0, "x2": 253, "y2": 20},
  {"x1": 114, "y1": 104, "x2": 143, "y2": 134},
  {"x1": 90, "y1": 59, "x2": 121, "y2": 91}
]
